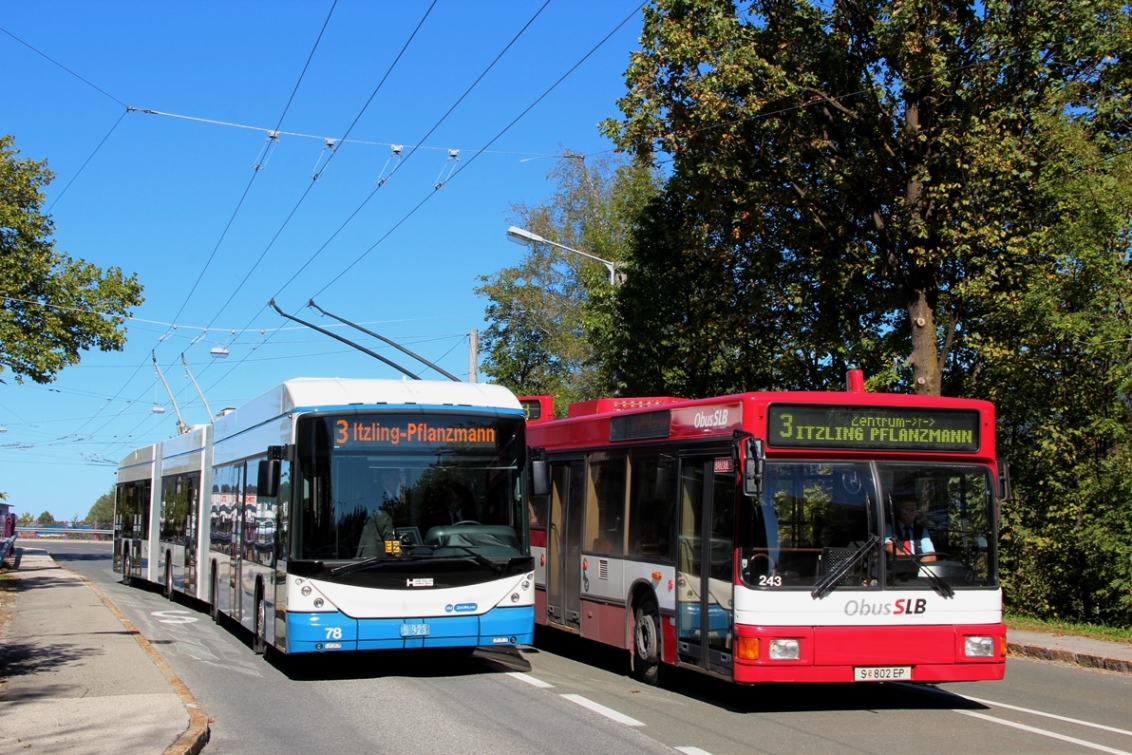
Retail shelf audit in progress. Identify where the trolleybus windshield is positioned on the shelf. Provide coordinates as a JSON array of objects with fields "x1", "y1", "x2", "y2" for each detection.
[
  {"x1": 293, "y1": 412, "x2": 528, "y2": 564},
  {"x1": 739, "y1": 462, "x2": 996, "y2": 592}
]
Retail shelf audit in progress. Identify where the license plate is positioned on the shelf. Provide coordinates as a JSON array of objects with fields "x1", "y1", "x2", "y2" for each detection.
[
  {"x1": 400, "y1": 623, "x2": 430, "y2": 637},
  {"x1": 854, "y1": 665, "x2": 912, "y2": 681}
]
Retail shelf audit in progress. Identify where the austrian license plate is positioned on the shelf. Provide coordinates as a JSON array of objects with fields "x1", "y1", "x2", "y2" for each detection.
[
  {"x1": 400, "y1": 623, "x2": 430, "y2": 637},
  {"x1": 854, "y1": 665, "x2": 912, "y2": 681}
]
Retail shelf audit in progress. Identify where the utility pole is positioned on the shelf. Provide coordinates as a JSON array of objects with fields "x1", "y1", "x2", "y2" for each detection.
[{"x1": 468, "y1": 330, "x2": 478, "y2": 383}]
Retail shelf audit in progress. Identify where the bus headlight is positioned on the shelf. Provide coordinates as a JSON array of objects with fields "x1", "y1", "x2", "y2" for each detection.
[
  {"x1": 511, "y1": 592, "x2": 520, "y2": 603},
  {"x1": 964, "y1": 635, "x2": 995, "y2": 657},
  {"x1": 769, "y1": 638, "x2": 800, "y2": 660},
  {"x1": 301, "y1": 585, "x2": 312, "y2": 597}
]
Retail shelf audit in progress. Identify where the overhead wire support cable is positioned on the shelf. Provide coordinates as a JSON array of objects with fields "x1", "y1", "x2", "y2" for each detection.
[
  {"x1": 198, "y1": 0, "x2": 434, "y2": 336},
  {"x1": 268, "y1": 300, "x2": 420, "y2": 380},
  {"x1": 307, "y1": 300, "x2": 459, "y2": 381}
]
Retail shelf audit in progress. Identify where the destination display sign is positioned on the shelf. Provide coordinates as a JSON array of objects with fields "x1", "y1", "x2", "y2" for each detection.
[
  {"x1": 767, "y1": 404, "x2": 980, "y2": 452},
  {"x1": 322, "y1": 415, "x2": 500, "y2": 448}
]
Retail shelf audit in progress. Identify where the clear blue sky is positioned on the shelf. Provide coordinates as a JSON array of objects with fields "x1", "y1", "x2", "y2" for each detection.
[{"x1": 0, "y1": 0, "x2": 645, "y2": 521}]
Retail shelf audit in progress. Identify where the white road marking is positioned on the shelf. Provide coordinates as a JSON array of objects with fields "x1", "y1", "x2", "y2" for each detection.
[
  {"x1": 955, "y1": 710, "x2": 1131, "y2": 755},
  {"x1": 151, "y1": 609, "x2": 198, "y2": 624},
  {"x1": 674, "y1": 747, "x2": 714, "y2": 755},
  {"x1": 560, "y1": 693, "x2": 645, "y2": 727},
  {"x1": 960, "y1": 695, "x2": 1132, "y2": 737},
  {"x1": 507, "y1": 671, "x2": 554, "y2": 688}
]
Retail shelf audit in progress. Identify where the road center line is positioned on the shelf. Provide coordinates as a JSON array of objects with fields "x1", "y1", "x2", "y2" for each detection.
[
  {"x1": 960, "y1": 695, "x2": 1132, "y2": 737},
  {"x1": 560, "y1": 693, "x2": 645, "y2": 727},
  {"x1": 954, "y1": 710, "x2": 1131, "y2": 755}
]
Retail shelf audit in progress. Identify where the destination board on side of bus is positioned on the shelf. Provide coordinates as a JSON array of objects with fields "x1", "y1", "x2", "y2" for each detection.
[{"x1": 766, "y1": 404, "x2": 980, "y2": 452}]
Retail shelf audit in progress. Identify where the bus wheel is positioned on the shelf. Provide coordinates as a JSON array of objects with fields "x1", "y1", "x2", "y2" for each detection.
[
  {"x1": 253, "y1": 591, "x2": 268, "y2": 656},
  {"x1": 633, "y1": 596, "x2": 664, "y2": 686},
  {"x1": 164, "y1": 558, "x2": 175, "y2": 601},
  {"x1": 122, "y1": 553, "x2": 132, "y2": 586},
  {"x1": 209, "y1": 567, "x2": 220, "y2": 623}
]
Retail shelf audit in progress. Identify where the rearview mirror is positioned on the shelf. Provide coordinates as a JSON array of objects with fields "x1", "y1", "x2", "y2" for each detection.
[{"x1": 740, "y1": 435, "x2": 765, "y2": 497}]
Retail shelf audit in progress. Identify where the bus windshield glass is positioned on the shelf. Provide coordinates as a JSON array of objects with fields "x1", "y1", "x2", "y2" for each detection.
[
  {"x1": 739, "y1": 462, "x2": 997, "y2": 591},
  {"x1": 293, "y1": 412, "x2": 527, "y2": 561}
]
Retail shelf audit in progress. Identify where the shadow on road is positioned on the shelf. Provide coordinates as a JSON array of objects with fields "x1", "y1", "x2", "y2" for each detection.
[
  {"x1": 269, "y1": 644, "x2": 533, "y2": 682},
  {"x1": 528, "y1": 626, "x2": 991, "y2": 715}
]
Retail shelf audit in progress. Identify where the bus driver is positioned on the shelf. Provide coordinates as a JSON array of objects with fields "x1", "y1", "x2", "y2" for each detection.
[{"x1": 885, "y1": 498, "x2": 937, "y2": 562}]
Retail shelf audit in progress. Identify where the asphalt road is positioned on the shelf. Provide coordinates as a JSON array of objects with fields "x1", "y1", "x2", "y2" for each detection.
[{"x1": 41, "y1": 541, "x2": 1132, "y2": 754}]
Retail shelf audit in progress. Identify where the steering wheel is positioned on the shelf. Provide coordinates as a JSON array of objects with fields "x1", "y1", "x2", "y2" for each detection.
[{"x1": 451, "y1": 520, "x2": 481, "y2": 526}]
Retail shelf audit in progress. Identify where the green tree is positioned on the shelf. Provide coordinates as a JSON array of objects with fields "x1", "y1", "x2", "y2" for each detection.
[
  {"x1": 600, "y1": 0, "x2": 1132, "y2": 623},
  {"x1": 601, "y1": 0, "x2": 1132, "y2": 400},
  {"x1": 36, "y1": 511, "x2": 54, "y2": 526},
  {"x1": 476, "y1": 152, "x2": 661, "y2": 410},
  {"x1": 1, "y1": 134, "x2": 144, "y2": 384},
  {"x1": 17, "y1": 512, "x2": 32, "y2": 527},
  {"x1": 87, "y1": 487, "x2": 115, "y2": 528},
  {"x1": 977, "y1": 106, "x2": 1132, "y2": 623}
]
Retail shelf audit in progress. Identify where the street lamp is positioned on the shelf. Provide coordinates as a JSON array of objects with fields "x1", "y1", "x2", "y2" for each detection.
[{"x1": 506, "y1": 226, "x2": 624, "y2": 286}]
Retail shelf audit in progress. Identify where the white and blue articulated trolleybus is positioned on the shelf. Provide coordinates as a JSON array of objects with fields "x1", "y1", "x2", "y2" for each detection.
[{"x1": 114, "y1": 378, "x2": 536, "y2": 656}]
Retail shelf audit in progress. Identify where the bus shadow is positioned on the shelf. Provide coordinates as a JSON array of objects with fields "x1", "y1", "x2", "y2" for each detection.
[
  {"x1": 665, "y1": 671, "x2": 989, "y2": 714},
  {"x1": 530, "y1": 628, "x2": 989, "y2": 714},
  {"x1": 41, "y1": 551, "x2": 114, "y2": 563},
  {"x1": 264, "y1": 643, "x2": 532, "y2": 682},
  {"x1": 269, "y1": 645, "x2": 531, "y2": 681}
]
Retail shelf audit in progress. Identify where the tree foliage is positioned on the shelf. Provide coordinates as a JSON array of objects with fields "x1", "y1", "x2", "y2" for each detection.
[
  {"x1": 476, "y1": 152, "x2": 661, "y2": 411},
  {"x1": 0, "y1": 134, "x2": 144, "y2": 384},
  {"x1": 601, "y1": 0, "x2": 1132, "y2": 399},
  {"x1": 596, "y1": 1, "x2": 1132, "y2": 623},
  {"x1": 86, "y1": 487, "x2": 115, "y2": 527}
]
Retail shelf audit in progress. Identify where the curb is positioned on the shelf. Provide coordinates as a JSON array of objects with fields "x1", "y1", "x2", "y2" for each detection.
[
  {"x1": 79, "y1": 574, "x2": 211, "y2": 755},
  {"x1": 1007, "y1": 641, "x2": 1132, "y2": 675}
]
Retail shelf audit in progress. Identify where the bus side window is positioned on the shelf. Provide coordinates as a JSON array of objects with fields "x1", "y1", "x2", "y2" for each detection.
[
  {"x1": 627, "y1": 452, "x2": 675, "y2": 562},
  {"x1": 586, "y1": 454, "x2": 626, "y2": 555}
]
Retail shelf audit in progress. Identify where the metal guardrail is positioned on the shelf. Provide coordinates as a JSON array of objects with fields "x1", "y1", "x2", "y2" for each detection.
[{"x1": 14, "y1": 527, "x2": 113, "y2": 539}]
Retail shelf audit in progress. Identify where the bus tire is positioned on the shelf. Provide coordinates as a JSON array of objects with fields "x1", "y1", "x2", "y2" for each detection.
[
  {"x1": 122, "y1": 552, "x2": 132, "y2": 586},
  {"x1": 209, "y1": 565, "x2": 220, "y2": 623},
  {"x1": 164, "y1": 556, "x2": 175, "y2": 601},
  {"x1": 253, "y1": 588, "x2": 268, "y2": 656},
  {"x1": 633, "y1": 595, "x2": 664, "y2": 686}
]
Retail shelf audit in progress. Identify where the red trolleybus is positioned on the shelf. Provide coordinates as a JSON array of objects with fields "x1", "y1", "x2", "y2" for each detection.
[{"x1": 522, "y1": 370, "x2": 1009, "y2": 685}]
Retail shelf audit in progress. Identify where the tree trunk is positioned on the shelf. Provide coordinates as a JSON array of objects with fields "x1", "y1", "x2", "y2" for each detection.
[
  {"x1": 908, "y1": 289, "x2": 940, "y2": 395},
  {"x1": 904, "y1": 91, "x2": 941, "y2": 397}
]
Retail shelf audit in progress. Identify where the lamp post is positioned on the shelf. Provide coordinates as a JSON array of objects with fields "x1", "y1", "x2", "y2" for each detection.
[{"x1": 506, "y1": 226, "x2": 624, "y2": 285}]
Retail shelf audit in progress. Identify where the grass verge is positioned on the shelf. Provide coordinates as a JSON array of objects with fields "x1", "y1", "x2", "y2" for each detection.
[{"x1": 1005, "y1": 613, "x2": 1132, "y2": 644}]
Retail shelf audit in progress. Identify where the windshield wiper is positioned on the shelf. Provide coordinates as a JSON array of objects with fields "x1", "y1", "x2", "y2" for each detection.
[
  {"x1": 909, "y1": 555, "x2": 955, "y2": 598},
  {"x1": 328, "y1": 544, "x2": 510, "y2": 578},
  {"x1": 436, "y1": 544, "x2": 507, "y2": 573},
  {"x1": 811, "y1": 535, "x2": 880, "y2": 599},
  {"x1": 329, "y1": 556, "x2": 386, "y2": 578}
]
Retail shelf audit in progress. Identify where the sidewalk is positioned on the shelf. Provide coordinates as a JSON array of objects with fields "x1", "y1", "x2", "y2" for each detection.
[
  {"x1": 1007, "y1": 628, "x2": 1132, "y2": 674},
  {"x1": 0, "y1": 547, "x2": 209, "y2": 755}
]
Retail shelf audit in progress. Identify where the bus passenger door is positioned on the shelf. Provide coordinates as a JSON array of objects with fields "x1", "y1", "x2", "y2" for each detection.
[
  {"x1": 676, "y1": 454, "x2": 736, "y2": 676},
  {"x1": 547, "y1": 459, "x2": 584, "y2": 632}
]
